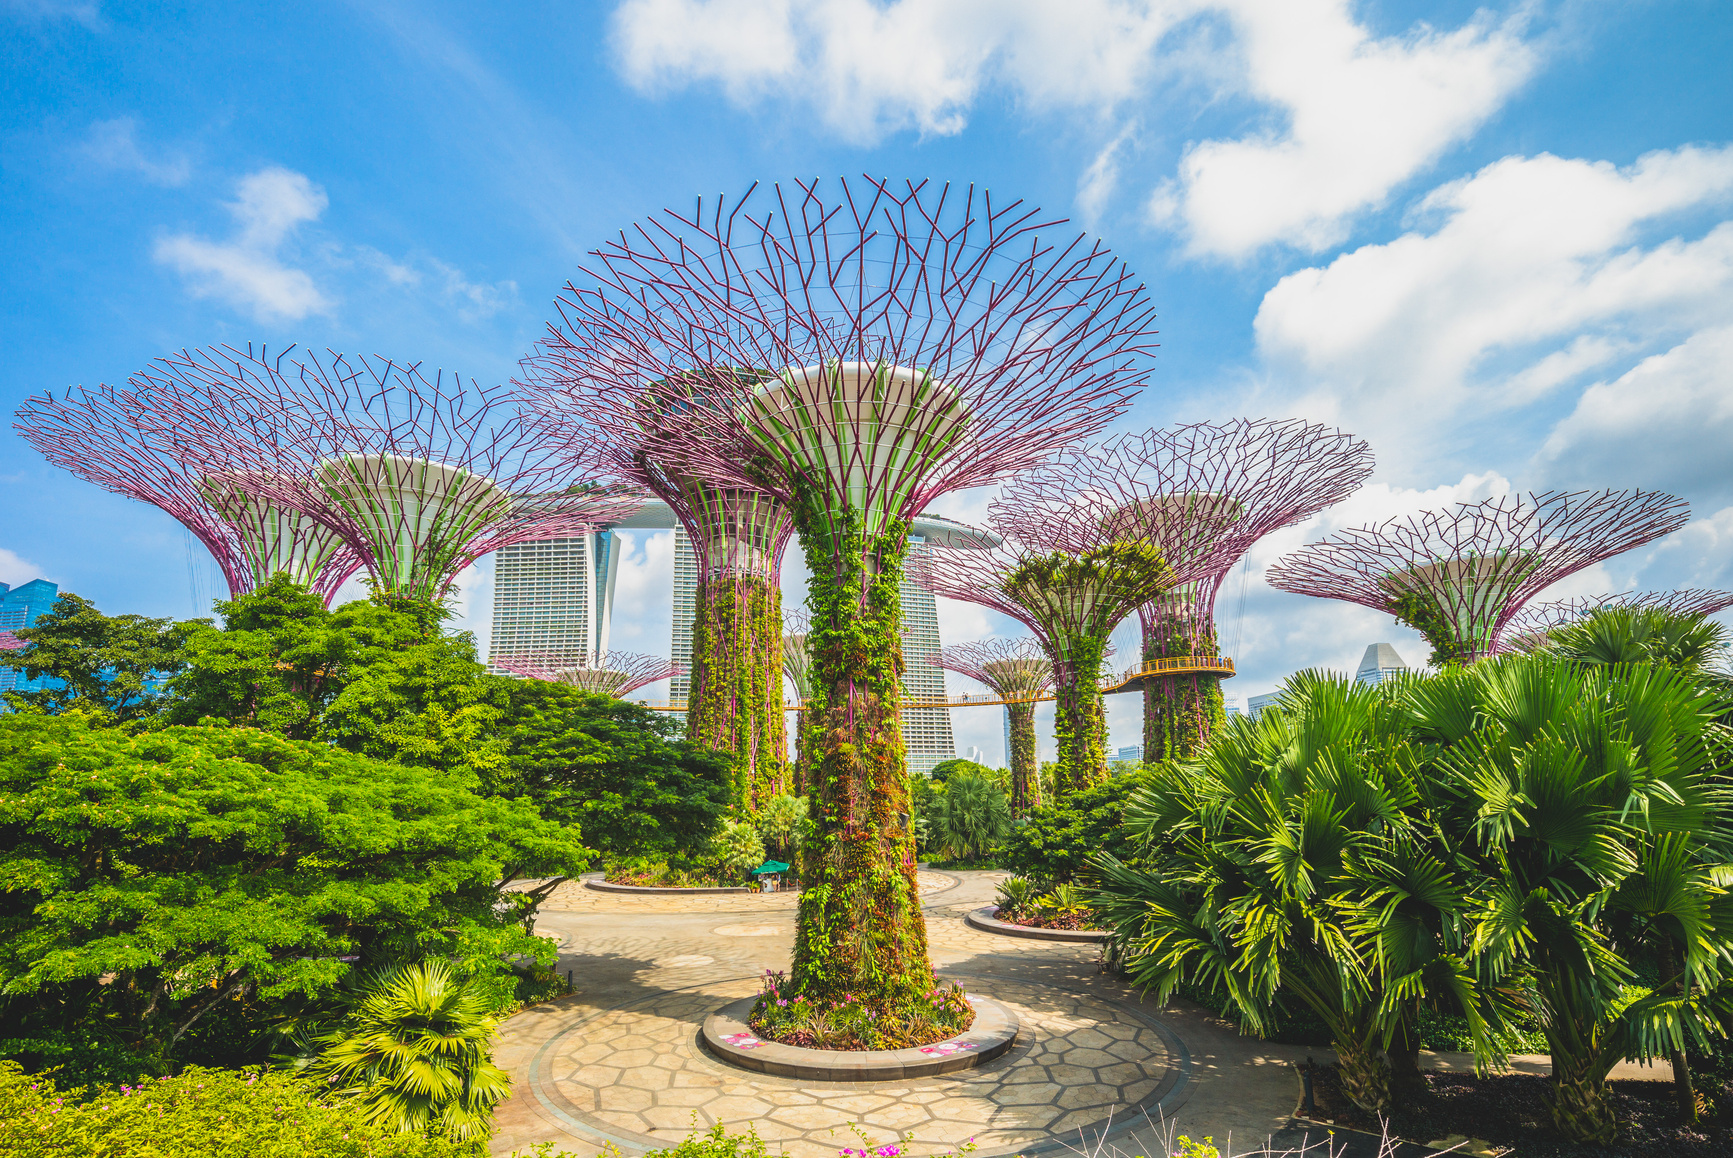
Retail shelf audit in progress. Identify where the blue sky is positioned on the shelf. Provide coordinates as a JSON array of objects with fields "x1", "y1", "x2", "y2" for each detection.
[{"x1": 4, "y1": 0, "x2": 1731, "y2": 762}]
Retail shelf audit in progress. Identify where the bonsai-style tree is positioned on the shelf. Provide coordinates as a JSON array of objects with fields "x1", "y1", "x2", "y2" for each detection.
[
  {"x1": 491, "y1": 650, "x2": 683, "y2": 698},
  {"x1": 16, "y1": 376, "x2": 361, "y2": 605},
  {"x1": 933, "y1": 638, "x2": 1053, "y2": 815},
  {"x1": 109, "y1": 345, "x2": 639, "y2": 611},
  {"x1": 918, "y1": 525, "x2": 1173, "y2": 794},
  {"x1": 521, "y1": 176, "x2": 1154, "y2": 1016},
  {"x1": 1266, "y1": 489, "x2": 1690, "y2": 666},
  {"x1": 999, "y1": 421, "x2": 1373, "y2": 761}
]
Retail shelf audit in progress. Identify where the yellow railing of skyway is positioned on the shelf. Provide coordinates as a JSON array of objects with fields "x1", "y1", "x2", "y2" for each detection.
[{"x1": 630, "y1": 656, "x2": 1235, "y2": 711}]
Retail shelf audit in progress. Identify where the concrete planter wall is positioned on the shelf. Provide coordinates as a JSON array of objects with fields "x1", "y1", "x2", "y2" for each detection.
[
  {"x1": 701, "y1": 995, "x2": 1020, "y2": 1081},
  {"x1": 965, "y1": 905, "x2": 1111, "y2": 943}
]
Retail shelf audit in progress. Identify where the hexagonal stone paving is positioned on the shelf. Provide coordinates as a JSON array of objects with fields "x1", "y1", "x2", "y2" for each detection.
[{"x1": 525, "y1": 974, "x2": 1180, "y2": 1158}]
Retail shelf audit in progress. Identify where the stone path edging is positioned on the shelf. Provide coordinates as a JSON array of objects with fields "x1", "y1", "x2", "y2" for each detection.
[
  {"x1": 965, "y1": 905, "x2": 1111, "y2": 943},
  {"x1": 584, "y1": 875, "x2": 750, "y2": 895},
  {"x1": 700, "y1": 995, "x2": 1019, "y2": 1081}
]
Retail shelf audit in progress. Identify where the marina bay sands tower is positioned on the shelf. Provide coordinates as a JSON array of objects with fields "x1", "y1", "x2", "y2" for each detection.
[{"x1": 488, "y1": 504, "x2": 984, "y2": 776}]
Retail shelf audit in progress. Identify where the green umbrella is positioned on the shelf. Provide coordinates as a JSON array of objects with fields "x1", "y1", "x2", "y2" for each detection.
[{"x1": 752, "y1": 860, "x2": 790, "y2": 875}]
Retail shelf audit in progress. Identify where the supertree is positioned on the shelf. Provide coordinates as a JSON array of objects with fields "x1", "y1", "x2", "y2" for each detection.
[
  {"x1": 115, "y1": 345, "x2": 639, "y2": 613},
  {"x1": 521, "y1": 176, "x2": 1152, "y2": 1014},
  {"x1": 782, "y1": 610, "x2": 814, "y2": 796},
  {"x1": 492, "y1": 650, "x2": 683, "y2": 698},
  {"x1": 915, "y1": 503, "x2": 1174, "y2": 793},
  {"x1": 932, "y1": 638, "x2": 1053, "y2": 815},
  {"x1": 998, "y1": 421, "x2": 1374, "y2": 762},
  {"x1": 533, "y1": 391, "x2": 797, "y2": 809},
  {"x1": 1498, "y1": 588, "x2": 1733, "y2": 652},
  {"x1": 15, "y1": 380, "x2": 362, "y2": 605},
  {"x1": 1266, "y1": 489, "x2": 1691, "y2": 666}
]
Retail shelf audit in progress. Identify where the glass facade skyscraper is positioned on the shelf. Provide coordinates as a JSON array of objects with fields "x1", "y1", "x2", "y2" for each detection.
[
  {"x1": 486, "y1": 533, "x2": 619, "y2": 671},
  {"x1": 1354, "y1": 642, "x2": 1409, "y2": 685},
  {"x1": 0, "y1": 579, "x2": 61, "y2": 697},
  {"x1": 899, "y1": 530, "x2": 956, "y2": 777}
]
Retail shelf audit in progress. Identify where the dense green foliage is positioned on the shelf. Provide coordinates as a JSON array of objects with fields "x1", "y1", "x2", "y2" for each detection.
[
  {"x1": 997, "y1": 769, "x2": 1150, "y2": 884},
  {"x1": 0, "y1": 593, "x2": 189, "y2": 721},
  {"x1": 1093, "y1": 654, "x2": 1733, "y2": 1144},
  {"x1": 0, "y1": 713, "x2": 585, "y2": 1080},
  {"x1": 687, "y1": 572, "x2": 786, "y2": 807},
  {"x1": 491, "y1": 678, "x2": 732, "y2": 858},
  {"x1": 0, "y1": 1061, "x2": 476, "y2": 1157},
  {"x1": 923, "y1": 772, "x2": 1012, "y2": 862}
]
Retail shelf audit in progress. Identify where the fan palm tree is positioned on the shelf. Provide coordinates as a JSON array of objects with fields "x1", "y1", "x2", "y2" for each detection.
[
  {"x1": 927, "y1": 772, "x2": 1012, "y2": 862},
  {"x1": 1543, "y1": 605, "x2": 1729, "y2": 678},
  {"x1": 309, "y1": 959, "x2": 512, "y2": 1141},
  {"x1": 1407, "y1": 656, "x2": 1733, "y2": 1145},
  {"x1": 1091, "y1": 672, "x2": 1497, "y2": 1113}
]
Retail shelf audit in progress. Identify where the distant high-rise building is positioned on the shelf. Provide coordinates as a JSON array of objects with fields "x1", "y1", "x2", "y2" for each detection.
[
  {"x1": 0, "y1": 579, "x2": 61, "y2": 697},
  {"x1": 1116, "y1": 744, "x2": 1144, "y2": 763},
  {"x1": 1355, "y1": 642, "x2": 1409, "y2": 686},
  {"x1": 487, "y1": 534, "x2": 619, "y2": 672},
  {"x1": 668, "y1": 525, "x2": 698, "y2": 705},
  {"x1": 1247, "y1": 691, "x2": 1281, "y2": 719},
  {"x1": 901, "y1": 527, "x2": 957, "y2": 778},
  {"x1": 1223, "y1": 692, "x2": 1244, "y2": 719}
]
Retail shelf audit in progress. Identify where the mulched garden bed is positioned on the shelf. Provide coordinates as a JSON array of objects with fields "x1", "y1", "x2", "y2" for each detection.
[
  {"x1": 994, "y1": 906, "x2": 1095, "y2": 931},
  {"x1": 1302, "y1": 1060, "x2": 1733, "y2": 1157}
]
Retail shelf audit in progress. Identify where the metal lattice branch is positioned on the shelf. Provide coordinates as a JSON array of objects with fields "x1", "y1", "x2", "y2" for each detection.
[
  {"x1": 781, "y1": 609, "x2": 812, "y2": 701},
  {"x1": 15, "y1": 379, "x2": 363, "y2": 603},
  {"x1": 519, "y1": 175, "x2": 1152, "y2": 545},
  {"x1": 114, "y1": 345, "x2": 642, "y2": 603},
  {"x1": 493, "y1": 650, "x2": 683, "y2": 698},
  {"x1": 1499, "y1": 588, "x2": 1733, "y2": 651},
  {"x1": 1266, "y1": 489, "x2": 1691, "y2": 662},
  {"x1": 932, "y1": 638, "x2": 1054, "y2": 701},
  {"x1": 994, "y1": 420, "x2": 1374, "y2": 650}
]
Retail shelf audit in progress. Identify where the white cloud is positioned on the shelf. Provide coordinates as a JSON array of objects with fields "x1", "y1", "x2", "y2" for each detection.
[
  {"x1": 0, "y1": 547, "x2": 52, "y2": 588},
  {"x1": 81, "y1": 117, "x2": 190, "y2": 186},
  {"x1": 610, "y1": 0, "x2": 1182, "y2": 143},
  {"x1": 354, "y1": 247, "x2": 519, "y2": 321},
  {"x1": 1253, "y1": 146, "x2": 1733, "y2": 476},
  {"x1": 154, "y1": 166, "x2": 332, "y2": 321},
  {"x1": 1539, "y1": 324, "x2": 1733, "y2": 498},
  {"x1": 3, "y1": 0, "x2": 103, "y2": 28},
  {"x1": 1168, "y1": 0, "x2": 1536, "y2": 257},
  {"x1": 1077, "y1": 121, "x2": 1139, "y2": 226},
  {"x1": 608, "y1": 530, "x2": 675, "y2": 650}
]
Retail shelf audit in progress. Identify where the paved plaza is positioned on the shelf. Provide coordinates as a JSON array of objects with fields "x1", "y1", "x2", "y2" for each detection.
[{"x1": 492, "y1": 871, "x2": 1321, "y2": 1158}]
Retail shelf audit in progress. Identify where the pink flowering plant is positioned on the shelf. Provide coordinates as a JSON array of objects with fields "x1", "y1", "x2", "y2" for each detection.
[{"x1": 747, "y1": 970, "x2": 973, "y2": 1050}]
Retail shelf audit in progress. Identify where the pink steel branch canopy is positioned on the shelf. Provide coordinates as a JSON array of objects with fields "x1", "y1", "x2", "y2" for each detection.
[
  {"x1": 16, "y1": 378, "x2": 363, "y2": 604},
  {"x1": 932, "y1": 638, "x2": 1054, "y2": 701},
  {"x1": 492, "y1": 650, "x2": 684, "y2": 698},
  {"x1": 520, "y1": 176, "x2": 1154, "y2": 545},
  {"x1": 994, "y1": 420, "x2": 1375, "y2": 650},
  {"x1": 1266, "y1": 489, "x2": 1691, "y2": 662},
  {"x1": 122, "y1": 345, "x2": 642, "y2": 603}
]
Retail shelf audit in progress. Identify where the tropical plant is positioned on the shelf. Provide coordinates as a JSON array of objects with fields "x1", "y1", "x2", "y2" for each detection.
[
  {"x1": 1404, "y1": 656, "x2": 1733, "y2": 1144},
  {"x1": 1039, "y1": 883, "x2": 1090, "y2": 920},
  {"x1": 0, "y1": 592, "x2": 189, "y2": 721},
  {"x1": 754, "y1": 793, "x2": 810, "y2": 863},
  {"x1": 925, "y1": 772, "x2": 1012, "y2": 862},
  {"x1": 308, "y1": 960, "x2": 510, "y2": 1141},
  {"x1": 1541, "y1": 603, "x2": 1730, "y2": 679},
  {"x1": 998, "y1": 770, "x2": 1150, "y2": 884},
  {"x1": 1091, "y1": 673, "x2": 1497, "y2": 1115},
  {"x1": 710, "y1": 818, "x2": 767, "y2": 878},
  {"x1": 994, "y1": 875, "x2": 1042, "y2": 921}
]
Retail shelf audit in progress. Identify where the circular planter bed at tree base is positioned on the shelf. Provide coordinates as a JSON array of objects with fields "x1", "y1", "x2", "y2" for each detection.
[
  {"x1": 1299, "y1": 1059, "x2": 1733, "y2": 1157},
  {"x1": 965, "y1": 905, "x2": 1110, "y2": 942},
  {"x1": 583, "y1": 875, "x2": 751, "y2": 895},
  {"x1": 701, "y1": 995, "x2": 1020, "y2": 1081}
]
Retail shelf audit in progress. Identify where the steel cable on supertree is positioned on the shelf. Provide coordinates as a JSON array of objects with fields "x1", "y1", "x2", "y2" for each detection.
[
  {"x1": 932, "y1": 638, "x2": 1053, "y2": 816},
  {"x1": 15, "y1": 377, "x2": 363, "y2": 606},
  {"x1": 913, "y1": 499, "x2": 1174, "y2": 794},
  {"x1": 120, "y1": 344, "x2": 641, "y2": 618},
  {"x1": 532, "y1": 383, "x2": 795, "y2": 810},
  {"x1": 1265, "y1": 489, "x2": 1691, "y2": 666},
  {"x1": 492, "y1": 650, "x2": 683, "y2": 698},
  {"x1": 997, "y1": 420, "x2": 1374, "y2": 762},
  {"x1": 1497, "y1": 588, "x2": 1733, "y2": 653},
  {"x1": 520, "y1": 175, "x2": 1155, "y2": 1015}
]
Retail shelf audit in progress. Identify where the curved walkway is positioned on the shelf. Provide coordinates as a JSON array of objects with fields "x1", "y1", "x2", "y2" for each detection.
[{"x1": 491, "y1": 872, "x2": 1315, "y2": 1158}]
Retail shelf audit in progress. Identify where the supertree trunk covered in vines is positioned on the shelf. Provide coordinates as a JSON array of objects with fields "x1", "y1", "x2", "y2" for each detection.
[
  {"x1": 688, "y1": 570, "x2": 787, "y2": 809},
  {"x1": 1140, "y1": 595, "x2": 1224, "y2": 762},
  {"x1": 1051, "y1": 637, "x2": 1111, "y2": 792},
  {"x1": 791, "y1": 508, "x2": 933, "y2": 1011},
  {"x1": 1006, "y1": 701, "x2": 1040, "y2": 814}
]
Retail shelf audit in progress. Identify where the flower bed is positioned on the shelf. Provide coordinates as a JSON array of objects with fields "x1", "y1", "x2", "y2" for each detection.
[
  {"x1": 747, "y1": 970, "x2": 976, "y2": 1051},
  {"x1": 992, "y1": 877, "x2": 1101, "y2": 931},
  {"x1": 992, "y1": 905, "x2": 1094, "y2": 931}
]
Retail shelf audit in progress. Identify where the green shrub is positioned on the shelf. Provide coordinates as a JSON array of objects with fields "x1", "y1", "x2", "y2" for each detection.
[
  {"x1": 925, "y1": 772, "x2": 1012, "y2": 863},
  {"x1": 710, "y1": 818, "x2": 767, "y2": 878},
  {"x1": 996, "y1": 770, "x2": 1150, "y2": 884},
  {"x1": 0, "y1": 1061, "x2": 473, "y2": 1157}
]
